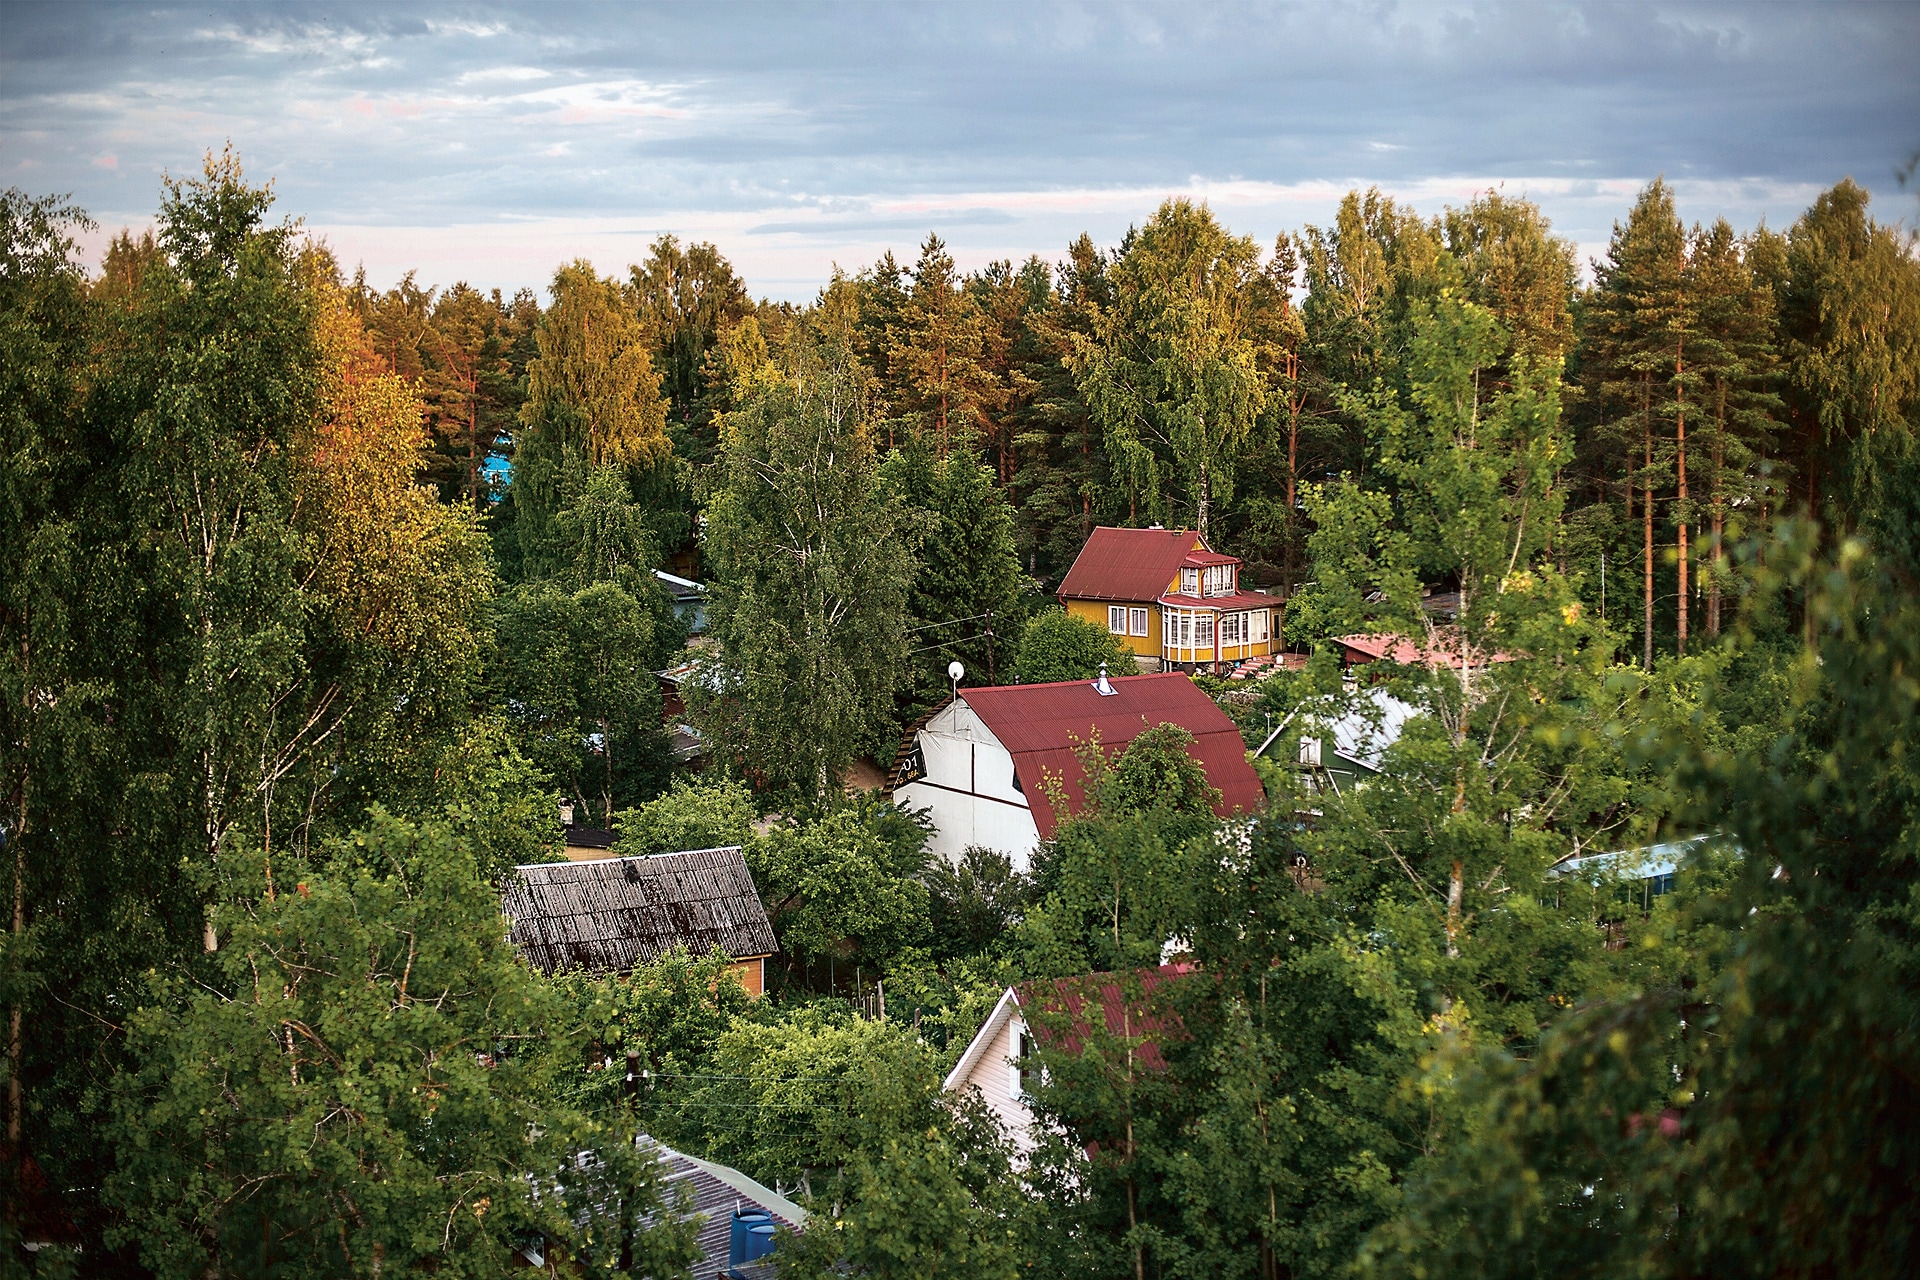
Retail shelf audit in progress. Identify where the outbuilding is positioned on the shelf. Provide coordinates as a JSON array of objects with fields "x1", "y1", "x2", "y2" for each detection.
[{"x1": 500, "y1": 845, "x2": 779, "y2": 997}]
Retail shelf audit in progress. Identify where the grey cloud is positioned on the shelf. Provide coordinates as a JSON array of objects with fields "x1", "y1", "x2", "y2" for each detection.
[{"x1": 2, "y1": 1, "x2": 1914, "y2": 297}]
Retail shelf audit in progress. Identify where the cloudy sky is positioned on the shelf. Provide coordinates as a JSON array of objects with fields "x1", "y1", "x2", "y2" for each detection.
[{"x1": 5, "y1": 1, "x2": 1915, "y2": 300}]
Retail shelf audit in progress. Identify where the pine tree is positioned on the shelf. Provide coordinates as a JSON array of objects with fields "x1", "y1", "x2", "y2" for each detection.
[
  {"x1": 628, "y1": 234, "x2": 752, "y2": 465},
  {"x1": 1012, "y1": 235, "x2": 1119, "y2": 580},
  {"x1": 1687, "y1": 220, "x2": 1784, "y2": 636},
  {"x1": 889, "y1": 235, "x2": 1002, "y2": 458},
  {"x1": 1584, "y1": 180, "x2": 1689, "y2": 666}
]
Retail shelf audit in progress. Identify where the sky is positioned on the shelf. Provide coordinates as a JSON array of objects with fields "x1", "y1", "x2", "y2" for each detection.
[{"x1": 4, "y1": 1, "x2": 1916, "y2": 302}]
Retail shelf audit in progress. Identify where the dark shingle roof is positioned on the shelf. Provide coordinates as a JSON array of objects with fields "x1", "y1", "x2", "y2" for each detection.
[{"x1": 502, "y1": 846, "x2": 777, "y2": 975}]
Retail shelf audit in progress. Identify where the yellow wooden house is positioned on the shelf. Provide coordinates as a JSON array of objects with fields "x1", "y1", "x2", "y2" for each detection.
[{"x1": 1056, "y1": 526, "x2": 1279, "y2": 672}]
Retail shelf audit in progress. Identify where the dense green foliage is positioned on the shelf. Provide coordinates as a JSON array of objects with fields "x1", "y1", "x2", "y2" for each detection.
[
  {"x1": 5, "y1": 148, "x2": 1916, "y2": 1279},
  {"x1": 1014, "y1": 606, "x2": 1129, "y2": 684}
]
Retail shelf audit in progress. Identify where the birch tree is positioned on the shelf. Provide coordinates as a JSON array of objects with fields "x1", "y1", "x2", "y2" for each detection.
[{"x1": 691, "y1": 340, "x2": 918, "y2": 799}]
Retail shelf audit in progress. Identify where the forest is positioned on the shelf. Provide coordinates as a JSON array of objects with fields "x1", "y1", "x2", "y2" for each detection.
[{"x1": 2, "y1": 148, "x2": 1917, "y2": 1278}]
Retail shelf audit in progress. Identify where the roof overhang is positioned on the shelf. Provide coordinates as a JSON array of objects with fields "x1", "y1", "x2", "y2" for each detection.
[{"x1": 942, "y1": 985, "x2": 1023, "y2": 1092}]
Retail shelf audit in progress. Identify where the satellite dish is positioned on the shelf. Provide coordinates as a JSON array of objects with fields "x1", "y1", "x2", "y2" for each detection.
[{"x1": 947, "y1": 660, "x2": 965, "y2": 685}]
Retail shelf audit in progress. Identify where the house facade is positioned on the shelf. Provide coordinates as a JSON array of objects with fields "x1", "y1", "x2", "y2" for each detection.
[
  {"x1": 1056, "y1": 526, "x2": 1278, "y2": 673},
  {"x1": 889, "y1": 671, "x2": 1266, "y2": 871}
]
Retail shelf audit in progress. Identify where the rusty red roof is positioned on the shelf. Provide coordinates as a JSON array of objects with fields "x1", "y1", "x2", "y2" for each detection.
[
  {"x1": 1180, "y1": 549, "x2": 1240, "y2": 568},
  {"x1": 1057, "y1": 526, "x2": 1205, "y2": 602},
  {"x1": 1017, "y1": 963, "x2": 1196, "y2": 1070},
  {"x1": 958, "y1": 672, "x2": 1264, "y2": 838},
  {"x1": 1336, "y1": 632, "x2": 1514, "y2": 668}
]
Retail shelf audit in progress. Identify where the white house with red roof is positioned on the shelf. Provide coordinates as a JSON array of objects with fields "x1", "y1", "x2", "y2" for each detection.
[
  {"x1": 942, "y1": 964, "x2": 1195, "y2": 1154},
  {"x1": 1056, "y1": 526, "x2": 1279, "y2": 673},
  {"x1": 889, "y1": 670, "x2": 1264, "y2": 870}
]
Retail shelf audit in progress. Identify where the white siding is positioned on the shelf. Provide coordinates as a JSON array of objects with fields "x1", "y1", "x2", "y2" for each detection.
[
  {"x1": 894, "y1": 698, "x2": 1043, "y2": 872},
  {"x1": 945, "y1": 994, "x2": 1036, "y2": 1153}
]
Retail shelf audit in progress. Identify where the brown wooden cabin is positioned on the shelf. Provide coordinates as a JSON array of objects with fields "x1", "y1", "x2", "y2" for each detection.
[{"x1": 500, "y1": 845, "x2": 778, "y2": 997}]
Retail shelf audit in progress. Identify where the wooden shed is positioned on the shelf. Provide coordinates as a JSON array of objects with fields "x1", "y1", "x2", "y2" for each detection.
[{"x1": 501, "y1": 846, "x2": 778, "y2": 996}]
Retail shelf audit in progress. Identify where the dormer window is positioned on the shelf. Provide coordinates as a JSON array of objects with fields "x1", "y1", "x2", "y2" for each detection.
[
  {"x1": 1205, "y1": 564, "x2": 1234, "y2": 596},
  {"x1": 1180, "y1": 567, "x2": 1200, "y2": 596}
]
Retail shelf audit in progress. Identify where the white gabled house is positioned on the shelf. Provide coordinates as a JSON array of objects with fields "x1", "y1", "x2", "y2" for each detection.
[
  {"x1": 941, "y1": 986, "x2": 1039, "y2": 1154},
  {"x1": 890, "y1": 672, "x2": 1266, "y2": 873}
]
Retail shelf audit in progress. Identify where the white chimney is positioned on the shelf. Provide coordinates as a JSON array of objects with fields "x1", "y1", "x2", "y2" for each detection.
[{"x1": 1093, "y1": 662, "x2": 1117, "y2": 696}]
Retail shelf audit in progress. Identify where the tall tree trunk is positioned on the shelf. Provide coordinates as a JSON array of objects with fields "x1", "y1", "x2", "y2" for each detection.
[
  {"x1": 8, "y1": 767, "x2": 23, "y2": 1152},
  {"x1": 1709, "y1": 380, "x2": 1726, "y2": 637},
  {"x1": 1643, "y1": 377, "x2": 1656, "y2": 671},
  {"x1": 1196, "y1": 453, "x2": 1211, "y2": 542},
  {"x1": 1676, "y1": 337, "x2": 1689, "y2": 657}
]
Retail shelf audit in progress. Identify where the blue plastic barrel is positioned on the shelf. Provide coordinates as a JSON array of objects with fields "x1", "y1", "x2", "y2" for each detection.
[
  {"x1": 743, "y1": 1223, "x2": 777, "y2": 1262},
  {"x1": 729, "y1": 1210, "x2": 772, "y2": 1267}
]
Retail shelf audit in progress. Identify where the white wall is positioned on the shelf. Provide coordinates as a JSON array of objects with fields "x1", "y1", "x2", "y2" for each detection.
[
  {"x1": 950, "y1": 1003, "x2": 1036, "y2": 1154},
  {"x1": 893, "y1": 699, "x2": 1043, "y2": 872}
]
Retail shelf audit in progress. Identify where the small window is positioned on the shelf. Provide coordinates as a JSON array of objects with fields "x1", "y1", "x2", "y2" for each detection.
[
  {"x1": 1196, "y1": 614, "x2": 1214, "y2": 648},
  {"x1": 1011, "y1": 1024, "x2": 1037, "y2": 1098},
  {"x1": 1180, "y1": 567, "x2": 1199, "y2": 596},
  {"x1": 1129, "y1": 607, "x2": 1149, "y2": 636},
  {"x1": 1108, "y1": 605, "x2": 1128, "y2": 634}
]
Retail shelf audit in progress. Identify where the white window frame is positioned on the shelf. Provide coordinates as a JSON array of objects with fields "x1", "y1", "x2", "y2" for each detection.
[
  {"x1": 1196, "y1": 613, "x2": 1215, "y2": 649},
  {"x1": 1222, "y1": 612, "x2": 1242, "y2": 645},
  {"x1": 1250, "y1": 609, "x2": 1269, "y2": 643},
  {"x1": 1108, "y1": 605, "x2": 1128, "y2": 635},
  {"x1": 1129, "y1": 607, "x2": 1150, "y2": 636},
  {"x1": 1206, "y1": 564, "x2": 1232, "y2": 596},
  {"x1": 1009, "y1": 1020, "x2": 1033, "y2": 1098},
  {"x1": 1180, "y1": 567, "x2": 1199, "y2": 596}
]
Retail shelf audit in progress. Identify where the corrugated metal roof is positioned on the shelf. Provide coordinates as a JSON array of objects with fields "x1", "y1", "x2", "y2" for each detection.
[
  {"x1": 958, "y1": 673, "x2": 1264, "y2": 837},
  {"x1": 651, "y1": 1142, "x2": 804, "y2": 1273},
  {"x1": 502, "y1": 846, "x2": 778, "y2": 975},
  {"x1": 1057, "y1": 526, "x2": 1204, "y2": 602},
  {"x1": 1016, "y1": 963, "x2": 1196, "y2": 1070}
]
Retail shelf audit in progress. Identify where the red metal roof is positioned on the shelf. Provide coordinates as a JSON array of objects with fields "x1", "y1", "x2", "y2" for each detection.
[
  {"x1": 1057, "y1": 527, "x2": 1205, "y2": 602},
  {"x1": 958, "y1": 672, "x2": 1264, "y2": 838},
  {"x1": 1336, "y1": 632, "x2": 1514, "y2": 667},
  {"x1": 1180, "y1": 549, "x2": 1240, "y2": 568},
  {"x1": 1016, "y1": 963, "x2": 1196, "y2": 1070}
]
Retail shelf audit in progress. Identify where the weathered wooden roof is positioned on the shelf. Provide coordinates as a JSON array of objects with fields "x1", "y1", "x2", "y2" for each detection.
[{"x1": 501, "y1": 846, "x2": 777, "y2": 975}]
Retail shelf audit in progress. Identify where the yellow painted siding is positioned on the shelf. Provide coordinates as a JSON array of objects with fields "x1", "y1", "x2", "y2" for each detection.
[{"x1": 1064, "y1": 597, "x2": 1160, "y2": 657}]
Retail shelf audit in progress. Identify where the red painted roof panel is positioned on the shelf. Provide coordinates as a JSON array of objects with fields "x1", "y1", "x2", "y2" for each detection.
[
  {"x1": 959, "y1": 672, "x2": 1264, "y2": 838},
  {"x1": 1057, "y1": 527, "x2": 1204, "y2": 602}
]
